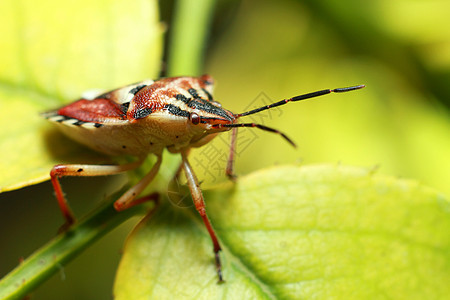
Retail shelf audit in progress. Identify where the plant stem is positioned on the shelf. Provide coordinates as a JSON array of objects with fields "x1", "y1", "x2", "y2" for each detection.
[
  {"x1": 0, "y1": 191, "x2": 148, "y2": 300},
  {"x1": 167, "y1": 0, "x2": 216, "y2": 76}
]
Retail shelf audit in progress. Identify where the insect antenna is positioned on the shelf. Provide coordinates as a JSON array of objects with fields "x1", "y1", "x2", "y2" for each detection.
[
  {"x1": 234, "y1": 84, "x2": 365, "y2": 117},
  {"x1": 213, "y1": 123, "x2": 297, "y2": 147},
  {"x1": 222, "y1": 84, "x2": 365, "y2": 147}
]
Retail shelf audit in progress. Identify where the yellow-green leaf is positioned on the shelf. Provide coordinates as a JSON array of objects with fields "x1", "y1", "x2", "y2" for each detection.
[
  {"x1": 114, "y1": 164, "x2": 449, "y2": 299},
  {"x1": 0, "y1": 0, "x2": 163, "y2": 192}
]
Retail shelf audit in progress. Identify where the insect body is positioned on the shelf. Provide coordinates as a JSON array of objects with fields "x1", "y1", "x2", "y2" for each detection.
[{"x1": 43, "y1": 75, "x2": 364, "y2": 282}]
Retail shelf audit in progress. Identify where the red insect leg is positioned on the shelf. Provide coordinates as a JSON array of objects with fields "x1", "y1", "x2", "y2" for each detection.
[
  {"x1": 119, "y1": 192, "x2": 160, "y2": 210},
  {"x1": 113, "y1": 155, "x2": 162, "y2": 211},
  {"x1": 225, "y1": 128, "x2": 238, "y2": 180},
  {"x1": 50, "y1": 159, "x2": 144, "y2": 227},
  {"x1": 181, "y1": 151, "x2": 224, "y2": 282}
]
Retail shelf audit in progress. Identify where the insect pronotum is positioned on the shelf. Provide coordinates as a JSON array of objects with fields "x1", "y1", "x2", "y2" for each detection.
[{"x1": 43, "y1": 75, "x2": 364, "y2": 282}]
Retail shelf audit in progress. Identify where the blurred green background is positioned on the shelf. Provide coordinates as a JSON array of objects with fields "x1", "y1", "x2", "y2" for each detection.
[
  {"x1": 1, "y1": 0, "x2": 449, "y2": 299},
  {"x1": 194, "y1": 0, "x2": 450, "y2": 196}
]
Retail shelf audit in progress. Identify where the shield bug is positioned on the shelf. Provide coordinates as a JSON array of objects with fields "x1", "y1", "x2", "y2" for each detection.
[{"x1": 43, "y1": 75, "x2": 364, "y2": 282}]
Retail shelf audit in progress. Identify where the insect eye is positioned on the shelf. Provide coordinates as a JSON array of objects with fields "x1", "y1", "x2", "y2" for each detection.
[{"x1": 190, "y1": 113, "x2": 200, "y2": 125}]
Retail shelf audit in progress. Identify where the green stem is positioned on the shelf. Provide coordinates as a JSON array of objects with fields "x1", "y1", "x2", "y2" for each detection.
[
  {"x1": 167, "y1": 0, "x2": 216, "y2": 76},
  {"x1": 0, "y1": 190, "x2": 148, "y2": 300}
]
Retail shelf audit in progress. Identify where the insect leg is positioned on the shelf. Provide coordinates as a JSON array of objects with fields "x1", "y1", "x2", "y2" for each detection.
[
  {"x1": 225, "y1": 128, "x2": 238, "y2": 180},
  {"x1": 181, "y1": 151, "x2": 224, "y2": 282},
  {"x1": 117, "y1": 192, "x2": 159, "y2": 210},
  {"x1": 114, "y1": 155, "x2": 162, "y2": 211},
  {"x1": 50, "y1": 159, "x2": 144, "y2": 227},
  {"x1": 173, "y1": 149, "x2": 191, "y2": 181},
  {"x1": 214, "y1": 123, "x2": 296, "y2": 147}
]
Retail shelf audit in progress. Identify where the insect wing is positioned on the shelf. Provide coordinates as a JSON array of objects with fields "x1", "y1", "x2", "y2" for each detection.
[{"x1": 42, "y1": 80, "x2": 155, "y2": 126}]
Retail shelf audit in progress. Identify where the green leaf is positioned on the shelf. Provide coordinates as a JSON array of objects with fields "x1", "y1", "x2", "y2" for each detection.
[
  {"x1": 114, "y1": 164, "x2": 450, "y2": 299},
  {"x1": 0, "y1": 0, "x2": 163, "y2": 192}
]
